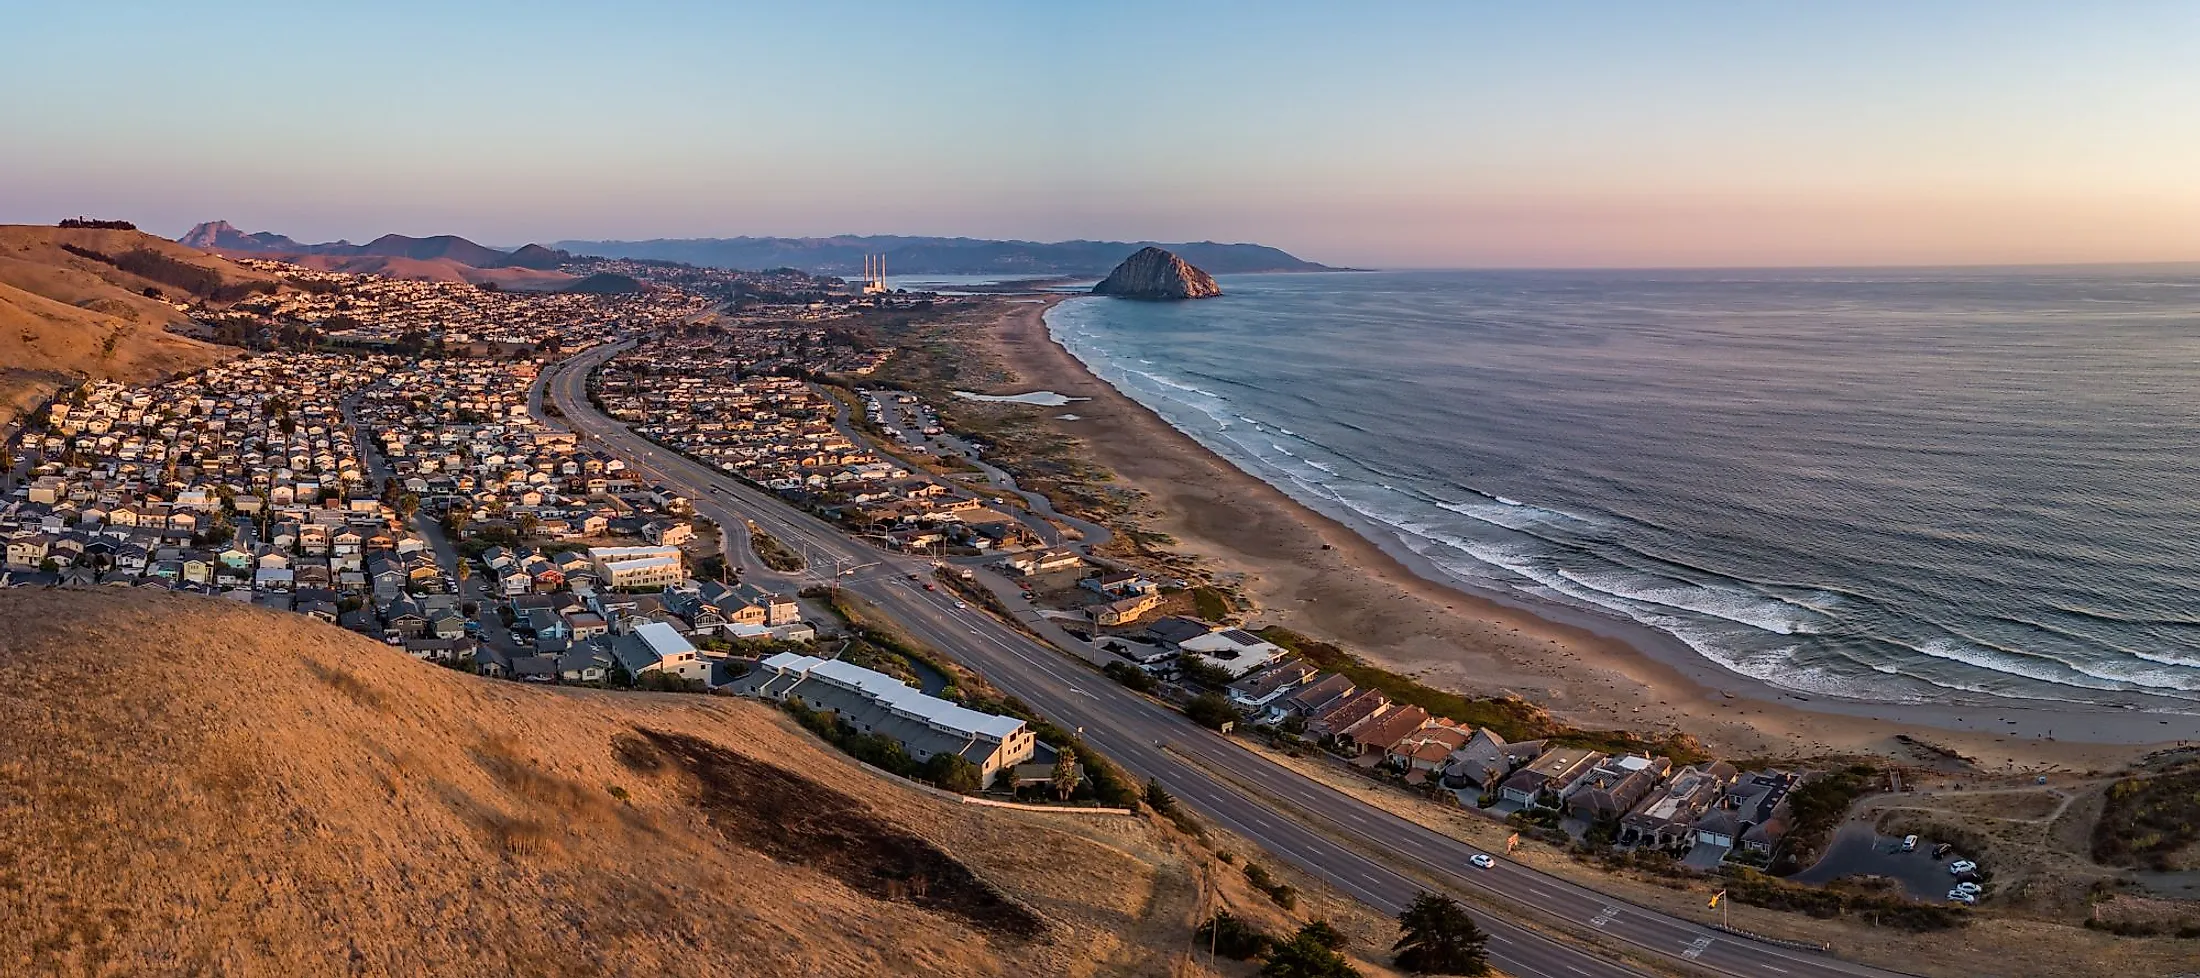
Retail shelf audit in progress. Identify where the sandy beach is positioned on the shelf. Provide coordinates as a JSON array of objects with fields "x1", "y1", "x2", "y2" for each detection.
[{"x1": 960, "y1": 295, "x2": 2200, "y2": 774}]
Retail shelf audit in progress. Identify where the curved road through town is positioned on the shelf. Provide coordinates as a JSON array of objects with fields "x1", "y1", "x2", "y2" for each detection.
[{"x1": 546, "y1": 342, "x2": 1922, "y2": 978}]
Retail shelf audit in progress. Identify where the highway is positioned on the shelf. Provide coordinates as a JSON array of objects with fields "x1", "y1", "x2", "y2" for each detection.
[{"x1": 547, "y1": 341, "x2": 1923, "y2": 978}]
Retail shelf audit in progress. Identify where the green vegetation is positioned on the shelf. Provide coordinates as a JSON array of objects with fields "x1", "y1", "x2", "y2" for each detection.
[
  {"x1": 1191, "y1": 915, "x2": 1359, "y2": 976},
  {"x1": 1145, "y1": 778, "x2": 1204, "y2": 837},
  {"x1": 1774, "y1": 765, "x2": 1879, "y2": 871},
  {"x1": 1260, "y1": 921, "x2": 1359, "y2": 978},
  {"x1": 809, "y1": 588, "x2": 1144, "y2": 809},
  {"x1": 1392, "y1": 891, "x2": 1491, "y2": 975},
  {"x1": 1195, "y1": 911, "x2": 1273, "y2": 961},
  {"x1": 1720, "y1": 867, "x2": 1967, "y2": 931},
  {"x1": 1186, "y1": 692, "x2": 1240, "y2": 730},
  {"x1": 1102, "y1": 660, "x2": 1158, "y2": 693},
  {"x1": 783, "y1": 696, "x2": 980, "y2": 795},
  {"x1": 1243, "y1": 862, "x2": 1297, "y2": 910},
  {"x1": 1177, "y1": 656, "x2": 1236, "y2": 689},
  {"x1": 2093, "y1": 767, "x2": 2200, "y2": 870},
  {"x1": 1191, "y1": 584, "x2": 1233, "y2": 621},
  {"x1": 1254, "y1": 626, "x2": 1707, "y2": 763},
  {"x1": 748, "y1": 525, "x2": 805, "y2": 571}
]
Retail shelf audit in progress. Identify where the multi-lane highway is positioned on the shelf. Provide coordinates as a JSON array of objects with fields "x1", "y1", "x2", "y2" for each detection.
[{"x1": 546, "y1": 342, "x2": 1922, "y2": 978}]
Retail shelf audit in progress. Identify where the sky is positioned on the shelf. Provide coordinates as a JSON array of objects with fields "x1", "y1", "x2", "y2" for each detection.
[{"x1": 7, "y1": 1, "x2": 2200, "y2": 268}]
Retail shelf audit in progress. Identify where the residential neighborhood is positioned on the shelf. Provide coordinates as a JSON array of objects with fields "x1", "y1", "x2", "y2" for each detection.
[
  {"x1": 1092, "y1": 609, "x2": 1818, "y2": 870},
  {"x1": 592, "y1": 338, "x2": 1042, "y2": 557}
]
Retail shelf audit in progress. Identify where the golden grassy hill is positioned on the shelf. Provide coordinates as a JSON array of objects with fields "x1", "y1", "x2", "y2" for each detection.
[
  {"x1": 0, "y1": 590, "x2": 1225, "y2": 978},
  {"x1": 268, "y1": 252, "x2": 581, "y2": 290},
  {"x1": 0, "y1": 226, "x2": 264, "y2": 428}
]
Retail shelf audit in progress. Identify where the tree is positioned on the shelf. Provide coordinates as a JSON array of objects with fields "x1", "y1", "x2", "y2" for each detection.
[
  {"x1": 923, "y1": 753, "x2": 982, "y2": 794},
  {"x1": 1102, "y1": 659, "x2": 1158, "y2": 692},
  {"x1": 1297, "y1": 920, "x2": 1347, "y2": 952},
  {"x1": 1050, "y1": 748, "x2": 1080, "y2": 801},
  {"x1": 1177, "y1": 656, "x2": 1236, "y2": 689},
  {"x1": 1143, "y1": 778, "x2": 1175, "y2": 812},
  {"x1": 1262, "y1": 923, "x2": 1360, "y2": 978},
  {"x1": 397, "y1": 492, "x2": 420, "y2": 520},
  {"x1": 1186, "y1": 692, "x2": 1239, "y2": 731},
  {"x1": 1194, "y1": 911, "x2": 1273, "y2": 961},
  {"x1": 1393, "y1": 891, "x2": 1490, "y2": 975},
  {"x1": 517, "y1": 513, "x2": 540, "y2": 539}
]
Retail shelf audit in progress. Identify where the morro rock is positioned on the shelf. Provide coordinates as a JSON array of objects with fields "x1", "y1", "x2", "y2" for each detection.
[{"x1": 1091, "y1": 246, "x2": 1222, "y2": 300}]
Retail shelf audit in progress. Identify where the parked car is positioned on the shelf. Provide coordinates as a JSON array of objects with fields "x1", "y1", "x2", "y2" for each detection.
[
  {"x1": 1954, "y1": 881, "x2": 1983, "y2": 896},
  {"x1": 1470, "y1": 854, "x2": 1496, "y2": 870},
  {"x1": 1901, "y1": 835, "x2": 1919, "y2": 852},
  {"x1": 1949, "y1": 860, "x2": 1979, "y2": 875},
  {"x1": 1932, "y1": 843, "x2": 1955, "y2": 859},
  {"x1": 1946, "y1": 889, "x2": 1977, "y2": 905}
]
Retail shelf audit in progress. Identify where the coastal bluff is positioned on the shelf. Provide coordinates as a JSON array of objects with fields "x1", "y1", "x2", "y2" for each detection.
[{"x1": 1091, "y1": 246, "x2": 1222, "y2": 300}]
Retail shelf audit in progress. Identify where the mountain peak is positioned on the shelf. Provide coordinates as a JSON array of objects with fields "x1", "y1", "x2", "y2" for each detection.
[
  {"x1": 178, "y1": 220, "x2": 305, "y2": 253},
  {"x1": 1091, "y1": 246, "x2": 1222, "y2": 300}
]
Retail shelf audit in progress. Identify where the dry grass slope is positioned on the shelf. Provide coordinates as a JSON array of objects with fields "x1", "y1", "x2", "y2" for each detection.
[
  {"x1": 266, "y1": 252, "x2": 580, "y2": 290},
  {"x1": 0, "y1": 226, "x2": 258, "y2": 427},
  {"x1": 0, "y1": 590, "x2": 1213, "y2": 977}
]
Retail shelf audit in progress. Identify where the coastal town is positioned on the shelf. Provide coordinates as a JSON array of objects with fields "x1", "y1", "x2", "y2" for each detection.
[{"x1": 1, "y1": 231, "x2": 2191, "y2": 978}]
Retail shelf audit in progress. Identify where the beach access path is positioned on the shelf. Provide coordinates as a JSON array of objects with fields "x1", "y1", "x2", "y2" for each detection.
[{"x1": 544, "y1": 340, "x2": 1929, "y2": 978}]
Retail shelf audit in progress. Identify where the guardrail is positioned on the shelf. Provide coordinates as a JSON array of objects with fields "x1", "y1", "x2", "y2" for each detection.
[{"x1": 1712, "y1": 923, "x2": 1832, "y2": 953}]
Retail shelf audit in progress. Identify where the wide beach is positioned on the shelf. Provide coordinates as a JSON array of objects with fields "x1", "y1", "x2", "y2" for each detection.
[{"x1": 964, "y1": 295, "x2": 2200, "y2": 773}]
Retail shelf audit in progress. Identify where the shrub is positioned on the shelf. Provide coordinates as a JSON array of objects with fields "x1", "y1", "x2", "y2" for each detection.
[
  {"x1": 923, "y1": 753, "x2": 982, "y2": 794},
  {"x1": 1194, "y1": 911, "x2": 1273, "y2": 961},
  {"x1": 1177, "y1": 657, "x2": 1236, "y2": 689},
  {"x1": 1186, "y1": 692, "x2": 1240, "y2": 730},
  {"x1": 1245, "y1": 862, "x2": 1298, "y2": 909},
  {"x1": 1103, "y1": 660, "x2": 1158, "y2": 693},
  {"x1": 1261, "y1": 924, "x2": 1360, "y2": 977},
  {"x1": 2094, "y1": 769, "x2": 2200, "y2": 870}
]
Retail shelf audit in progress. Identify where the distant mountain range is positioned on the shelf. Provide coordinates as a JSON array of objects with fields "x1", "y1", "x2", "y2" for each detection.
[
  {"x1": 179, "y1": 221, "x2": 571, "y2": 270},
  {"x1": 548, "y1": 235, "x2": 1338, "y2": 276}
]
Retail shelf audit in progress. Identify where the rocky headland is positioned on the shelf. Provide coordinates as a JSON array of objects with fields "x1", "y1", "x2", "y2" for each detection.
[{"x1": 1090, "y1": 246, "x2": 1221, "y2": 300}]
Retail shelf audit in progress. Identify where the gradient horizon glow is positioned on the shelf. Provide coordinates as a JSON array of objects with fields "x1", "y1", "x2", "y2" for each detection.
[{"x1": 7, "y1": 1, "x2": 2200, "y2": 269}]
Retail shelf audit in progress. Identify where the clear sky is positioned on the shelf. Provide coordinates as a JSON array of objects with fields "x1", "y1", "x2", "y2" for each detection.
[{"x1": 7, "y1": 1, "x2": 2200, "y2": 268}]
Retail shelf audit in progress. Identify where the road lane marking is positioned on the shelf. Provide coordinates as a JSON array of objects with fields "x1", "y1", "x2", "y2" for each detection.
[
  {"x1": 564, "y1": 368, "x2": 1792, "y2": 978},
  {"x1": 1681, "y1": 937, "x2": 1712, "y2": 960}
]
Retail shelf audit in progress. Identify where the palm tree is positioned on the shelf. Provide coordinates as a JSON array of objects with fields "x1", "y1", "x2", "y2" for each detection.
[
  {"x1": 1050, "y1": 749, "x2": 1079, "y2": 801},
  {"x1": 1393, "y1": 891, "x2": 1490, "y2": 975}
]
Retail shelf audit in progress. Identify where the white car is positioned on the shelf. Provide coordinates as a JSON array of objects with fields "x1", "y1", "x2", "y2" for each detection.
[
  {"x1": 955, "y1": 601, "x2": 968, "y2": 609},
  {"x1": 1469, "y1": 854, "x2": 1496, "y2": 869},
  {"x1": 1954, "y1": 881, "x2": 1983, "y2": 896},
  {"x1": 1946, "y1": 889, "x2": 1977, "y2": 905},
  {"x1": 1948, "y1": 860, "x2": 1978, "y2": 875}
]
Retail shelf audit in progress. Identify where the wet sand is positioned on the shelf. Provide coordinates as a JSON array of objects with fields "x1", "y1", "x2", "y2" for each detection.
[{"x1": 961, "y1": 296, "x2": 2200, "y2": 773}]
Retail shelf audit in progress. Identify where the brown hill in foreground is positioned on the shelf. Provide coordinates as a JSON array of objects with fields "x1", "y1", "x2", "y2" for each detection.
[
  {"x1": 0, "y1": 590, "x2": 1215, "y2": 977},
  {"x1": 0, "y1": 226, "x2": 261, "y2": 428}
]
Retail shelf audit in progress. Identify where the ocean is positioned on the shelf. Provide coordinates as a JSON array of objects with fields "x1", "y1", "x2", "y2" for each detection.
[{"x1": 1044, "y1": 267, "x2": 2200, "y2": 709}]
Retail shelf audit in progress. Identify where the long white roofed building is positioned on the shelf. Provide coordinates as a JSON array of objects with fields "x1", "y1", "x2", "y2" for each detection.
[{"x1": 745, "y1": 652, "x2": 1037, "y2": 787}]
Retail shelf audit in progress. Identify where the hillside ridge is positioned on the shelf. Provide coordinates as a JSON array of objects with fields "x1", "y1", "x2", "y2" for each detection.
[
  {"x1": 0, "y1": 225, "x2": 256, "y2": 428},
  {"x1": 0, "y1": 589, "x2": 1214, "y2": 977}
]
